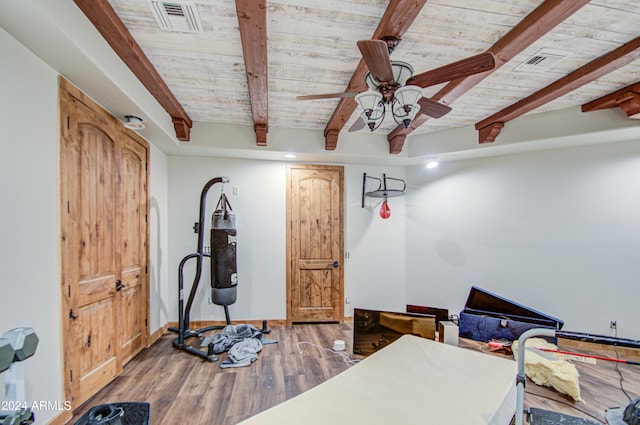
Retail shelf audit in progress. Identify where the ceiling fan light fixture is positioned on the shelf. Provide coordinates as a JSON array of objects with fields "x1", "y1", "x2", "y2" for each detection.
[
  {"x1": 358, "y1": 59, "x2": 422, "y2": 130},
  {"x1": 391, "y1": 61, "x2": 414, "y2": 85},
  {"x1": 364, "y1": 61, "x2": 414, "y2": 89},
  {"x1": 361, "y1": 111, "x2": 385, "y2": 131},
  {"x1": 355, "y1": 91, "x2": 385, "y2": 131},
  {"x1": 364, "y1": 72, "x2": 379, "y2": 91},
  {"x1": 355, "y1": 90, "x2": 383, "y2": 111},
  {"x1": 392, "y1": 85, "x2": 423, "y2": 128}
]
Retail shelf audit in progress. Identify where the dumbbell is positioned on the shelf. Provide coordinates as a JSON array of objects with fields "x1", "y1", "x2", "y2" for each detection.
[
  {"x1": 1, "y1": 328, "x2": 38, "y2": 362},
  {"x1": 0, "y1": 409, "x2": 34, "y2": 424},
  {"x1": 0, "y1": 337, "x2": 14, "y2": 373}
]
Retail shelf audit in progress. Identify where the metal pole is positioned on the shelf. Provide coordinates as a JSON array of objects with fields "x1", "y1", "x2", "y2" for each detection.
[
  {"x1": 184, "y1": 176, "x2": 227, "y2": 322},
  {"x1": 176, "y1": 253, "x2": 199, "y2": 343},
  {"x1": 515, "y1": 328, "x2": 557, "y2": 425}
]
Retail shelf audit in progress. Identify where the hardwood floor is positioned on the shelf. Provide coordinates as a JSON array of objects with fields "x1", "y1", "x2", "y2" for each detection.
[
  {"x1": 69, "y1": 323, "x2": 356, "y2": 424},
  {"x1": 67, "y1": 323, "x2": 639, "y2": 424},
  {"x1": 458, "y1": 337, "x2": 640, "y2": 424}
]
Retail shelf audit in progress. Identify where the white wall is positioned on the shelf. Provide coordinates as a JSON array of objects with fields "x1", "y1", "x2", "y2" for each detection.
[
  {"x1": 149, "y1": 145, "x2": 170, "y2": 333},
  {"x1": 405, "y1": 140, "x2": 640, "y2": 340},
  {"x1": 0, "y1": 28, "x2": 64, "y2": 423},
  {"x1": 0, "y1": 26, "x2": 172, "y2": 422},
  {"x1": 167, "y1": 157, "x2": 408, "y2": 322},
  {"x1": 344, "y1": 166, "x2": 406, "y2": 315},
  {"x1": 168, "y1": 157, "x2": 288, "y2": 322}
]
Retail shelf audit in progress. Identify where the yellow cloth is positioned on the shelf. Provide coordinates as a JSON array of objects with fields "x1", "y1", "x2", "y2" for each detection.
[{"x1": 512, "y1": 337, "x2": 583, "y2": 402}]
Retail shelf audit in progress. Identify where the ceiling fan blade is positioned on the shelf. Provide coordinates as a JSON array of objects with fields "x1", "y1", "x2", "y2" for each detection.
[
  {"x1": 357, "y1": 40, "x2": 394, "y2": 83},
  {"x1": 407, "y1": 52, "x2": 496, "y2": 88},
  {"x1": 417, "y1": 97, "x2": 452, "y2": 119},
  {"x1": 348, "y1": 117, "x2": 366, "y2": 132},
  {"x1": 296, "y1": 92, "x2": 358, "y2": 100}
]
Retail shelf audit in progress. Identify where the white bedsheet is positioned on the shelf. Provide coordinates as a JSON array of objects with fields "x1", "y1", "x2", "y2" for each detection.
[{"x1": 239, "y1": 334, "x2": 517, "y2": 425}]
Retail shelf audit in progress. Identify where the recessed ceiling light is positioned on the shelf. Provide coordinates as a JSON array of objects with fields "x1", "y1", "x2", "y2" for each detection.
[
  {"x1": 284, "y1": 154, "x2": 297, "y2": 159},
  {"x1": 426, "y1": 161, "x2": 439, "y2": 169},
  {"x1": 124, "y1": 115, "x2": 145, "y2": 130}
]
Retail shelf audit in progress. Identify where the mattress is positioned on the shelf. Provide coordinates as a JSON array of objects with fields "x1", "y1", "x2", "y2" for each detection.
[{"x1": 238, "y1": 334, "x2": 517, "y2": 425}]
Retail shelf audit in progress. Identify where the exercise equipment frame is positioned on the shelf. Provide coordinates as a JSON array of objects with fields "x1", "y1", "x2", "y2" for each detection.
[{"x1": 168, "y1": 177, "x2": 232, "y2": 362}]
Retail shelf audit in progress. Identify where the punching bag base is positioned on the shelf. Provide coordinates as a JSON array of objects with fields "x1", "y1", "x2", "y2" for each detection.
[{"x1": 212, "y1": 287, "x2": 237, "y2": 306}]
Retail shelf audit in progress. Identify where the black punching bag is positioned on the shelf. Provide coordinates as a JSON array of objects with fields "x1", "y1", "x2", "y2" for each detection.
[{"x1": 210, "y1": 193, "x2": 238, "y2": 306}]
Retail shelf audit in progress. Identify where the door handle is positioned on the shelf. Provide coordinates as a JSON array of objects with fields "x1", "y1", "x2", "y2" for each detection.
[
  {"x1": 116, "y1": 279, "x2": 124, "y2": 291},
  {"x1": 333, "y1": 261, "x2": 339, "y2": 268}
]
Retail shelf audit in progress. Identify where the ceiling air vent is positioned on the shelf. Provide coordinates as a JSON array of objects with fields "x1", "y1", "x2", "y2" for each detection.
[
  {"x1": 149, "y1": 1, "x2": 203, "y2": 33},
  {"x1": 514, "y1": 48, "x2": 571, "y2": 72}
]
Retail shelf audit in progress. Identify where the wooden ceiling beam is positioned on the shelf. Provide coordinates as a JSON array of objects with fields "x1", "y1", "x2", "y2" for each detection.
[
  {"x1": 582, "y1": 80, "x2": 640, "y2": 119},
  {"x1": 235, "y1": 0, "x2": 269, "y2": 146},
  {"x1": 387, "y1": 0, "x2": 590, "y2": 152},
  {"x1": 73, "y1": 0, "x2": 193, "y2": 141},
  {"x1": 476, "y1": 36, "x2": 640, "y2": 143},
  {"x1": 323, "y1": 0, "x2": 427, "y2": 151}
]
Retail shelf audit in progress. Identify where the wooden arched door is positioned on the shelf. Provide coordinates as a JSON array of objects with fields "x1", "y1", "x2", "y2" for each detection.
[
  {"x1": 286, "y1": 164, "x2": 344, "y2": 324},
  {"x1": 59, "y1": 78, "x2": 149, "y2": 408}
]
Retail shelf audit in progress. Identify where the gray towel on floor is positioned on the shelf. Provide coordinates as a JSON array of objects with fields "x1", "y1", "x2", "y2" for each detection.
[
  {"x1": 201, "y1": 324, "x2": 263, "y2": 354},
  {"x1": 219, "y1": 338, "x2": 263, "y2": 368}
]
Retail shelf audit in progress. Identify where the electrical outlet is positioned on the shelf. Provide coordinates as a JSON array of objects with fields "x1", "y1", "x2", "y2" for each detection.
[
  {"x1": 610, "y1": 320, "x2": 617, "y2": 330},
  {"x1": 345, "y1": 297, "x2": 350, "y2": 305}
]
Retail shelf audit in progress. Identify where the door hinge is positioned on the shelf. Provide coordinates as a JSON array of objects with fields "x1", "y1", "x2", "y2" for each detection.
[
  {"x1": 67, "y1": 200, "x2": 70, "y2": 214},
  {"x1": 69, "y1": 369, "x2": 73, "y2": 382},
  {"x1": 68, "y1": 285, "x2": 71, "y2": 298},
  {"x1": 67, "y1": 116, "x2": 70, "y2": 129},
  {"x1": 145, "y1": 214, "x2": 148, "y2": 223},
  {"x1": 145, "y1": 318, "x2": 148, "y2": 327},
  {"x1": 145, "y1": 266, "x2": 148, "y2": 274}
]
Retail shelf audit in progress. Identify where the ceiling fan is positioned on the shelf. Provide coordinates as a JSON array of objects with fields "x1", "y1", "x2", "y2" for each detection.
[{"x1": 297, "y1": 37, "x2": 496, "y2": 132}]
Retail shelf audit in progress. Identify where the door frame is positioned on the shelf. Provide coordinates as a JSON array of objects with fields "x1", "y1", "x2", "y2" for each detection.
[{"x1": 286, "y1": 164, "x2": 344, "y2": 325}]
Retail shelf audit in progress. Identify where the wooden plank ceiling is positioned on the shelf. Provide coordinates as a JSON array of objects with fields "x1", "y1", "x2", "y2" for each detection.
[{"x1": 79, "y1": 0, "x2": 640, "y2": 153}]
